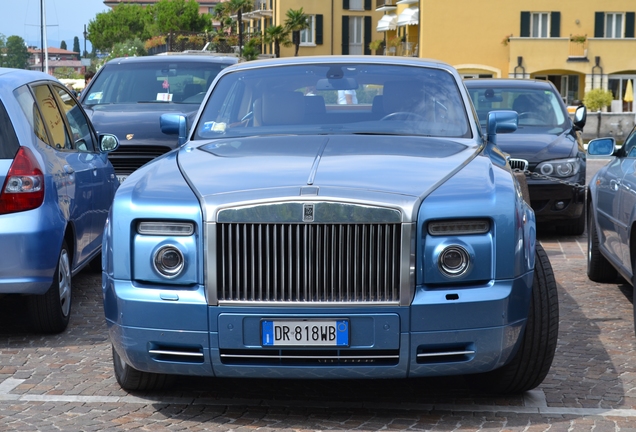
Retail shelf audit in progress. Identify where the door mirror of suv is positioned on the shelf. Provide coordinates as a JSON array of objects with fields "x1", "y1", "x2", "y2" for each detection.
[
  {"x1": 573, "y1": 105, "x2": 587, "y2": 130},
  {"x1": 486, "y1": 110, "x2": 518, "y2": 145}
]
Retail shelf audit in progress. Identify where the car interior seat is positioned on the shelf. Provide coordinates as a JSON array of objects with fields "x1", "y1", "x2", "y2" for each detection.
[{"x1": 253, "y1": 91, "x2": 305, "y2": 126}]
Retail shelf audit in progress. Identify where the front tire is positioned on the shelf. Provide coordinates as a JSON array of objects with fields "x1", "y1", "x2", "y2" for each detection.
[
  {"x1": 466, "y1": 243, "x2": 559, "y2": 394},
  {"x1": 587, "y1": 209, "x2": 618, "y2": 282},
  {"x1": 28, "y1": 241, "x2": 72, "y2": 333},
  {"x1": 112, "y1": 345, "x2": 175, "y2": 391}
]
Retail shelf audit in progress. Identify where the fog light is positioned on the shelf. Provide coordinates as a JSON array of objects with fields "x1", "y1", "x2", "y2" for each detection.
[
  {"x1": 153, "y1": 245, "x2": 185, "y2": 278},
  {"x1": 555, "y1": 201, "x2": 565, "y2": 210},
  {"x1": 438, "y1": 246, "x2": 470, "y2": 277}
]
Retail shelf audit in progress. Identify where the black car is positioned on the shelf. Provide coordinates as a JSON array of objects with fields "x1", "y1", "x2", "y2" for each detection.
[
  {"x1": 79, "y1": 54, "x2": 238, "y2": 183},
  {"x1": 465, "y1": 79, "x2": 587, "y2": 235}
]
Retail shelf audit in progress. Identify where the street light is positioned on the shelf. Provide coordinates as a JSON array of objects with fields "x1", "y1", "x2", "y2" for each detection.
[{"x1": 83, "y1": 24, "x2": 87, "y2": 58}]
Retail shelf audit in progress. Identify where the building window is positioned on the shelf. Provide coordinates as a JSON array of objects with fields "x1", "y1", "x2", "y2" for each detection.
[
  {"x1": 605, "y1": 13, "x2": 624, "y2": 38},
  {"x1": 531, "y1": 12, "x2": 549, "y2": 37},
  {"x1": 349, "y1": 16, "x2": 363, "y2": 54},
  {"x1": 349, "y1": 0, "x2": 364, "y2": 11},
  {"x1": 300, "y1": 15, "x2": 315, "y2": 45}
]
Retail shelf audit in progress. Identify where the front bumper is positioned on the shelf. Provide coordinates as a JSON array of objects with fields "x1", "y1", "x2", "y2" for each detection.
[
  {"x1": 528, "y1": 177, "x2": 586, "y2": 223},
  {"x1": 104, "y1": 271, "x2": 533, "y2": 379}
]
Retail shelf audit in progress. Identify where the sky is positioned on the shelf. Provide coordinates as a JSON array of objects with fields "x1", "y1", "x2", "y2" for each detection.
[{"x1": 0, "y1": 0, "x2": 109, "y2": 52}]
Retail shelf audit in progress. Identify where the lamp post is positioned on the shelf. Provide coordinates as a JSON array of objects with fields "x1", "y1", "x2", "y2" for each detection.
[{"x1": 83, "y1": 24, "x2": 87, "y2": 58}]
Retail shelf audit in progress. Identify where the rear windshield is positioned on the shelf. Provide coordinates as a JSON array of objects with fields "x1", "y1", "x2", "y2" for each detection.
[
  {"x1": 466, "y1": 85, "x2": 569, "y2": 134},
  {"x1": 82, "y1": 60, "x2": 232, "y2": 106},
  {"x1": 194, "y1": 63, "x2": 471, "y2": 139},
  {"x1": 0, "y1": 99, "x2": 20, "y2": 159}
]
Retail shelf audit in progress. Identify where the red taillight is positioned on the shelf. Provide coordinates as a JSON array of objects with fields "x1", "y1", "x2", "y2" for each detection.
[{"x1": 0, "y1": 147, "x2": 45, "y2": 214}]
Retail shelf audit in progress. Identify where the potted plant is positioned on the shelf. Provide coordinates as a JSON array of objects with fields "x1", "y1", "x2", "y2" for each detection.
[
  {"x1": 570, "y1": 34, "x2": 587, "y2": 44},
  {"x1": 368, "y1": 39, "x2": 383, "y2": 55}
]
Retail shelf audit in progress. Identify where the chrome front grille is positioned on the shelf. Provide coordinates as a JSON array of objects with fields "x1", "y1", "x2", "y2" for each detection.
[
  {"x1": 216, "y1": 223, "x2": 402, "y2": 303},
  {"x1": 508, "y1": 158, "x2": 529, "y2": 171}
]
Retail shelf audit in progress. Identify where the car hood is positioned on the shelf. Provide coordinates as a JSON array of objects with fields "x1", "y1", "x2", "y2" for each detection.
[
  {"x1": 83, "y1": 103, "x2": 198, "y2": 145},
  {"x1": 495, "y1": 130, "x2": 576, "y2": 162},
  {"x1": 177, "y1": 134, "x2": 480, "y2": 215}
]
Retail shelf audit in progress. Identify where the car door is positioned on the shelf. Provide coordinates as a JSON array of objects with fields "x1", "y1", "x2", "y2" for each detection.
[
  {"x1": 613, "y1": 128, "x2": 636, "y2": 272},
  {"x1": 51, "y1": 84, "x2": 115, "y2": 257},
  {"x1": 594, "y1": 155, "x2": 628, "y2": 264},
  {"x1": 32, "y1": 83, "x2": 96, "y2": 267}
]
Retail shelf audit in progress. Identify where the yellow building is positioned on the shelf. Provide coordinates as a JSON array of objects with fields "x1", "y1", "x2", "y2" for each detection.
[
  {"x1": 405, "y1": 0, "x2": 636, "y2": 111},
  {"x1": 242, "y1": 0, "x2": 385, "y2": 57}
]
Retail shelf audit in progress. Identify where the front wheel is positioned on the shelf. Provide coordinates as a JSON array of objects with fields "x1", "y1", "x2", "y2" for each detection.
[
  {"x1": 28, "y1": 241, "x2": 72, "y2": 333},
  {"x1": 587, "y1": 209, "x2": 617, "y2": 282},
  {"x1": 112, "y1": 345, "x2": 175, "y2": 391},
  {"x1": 466, "y1": 243, "x2": 559, "y2": 394}
]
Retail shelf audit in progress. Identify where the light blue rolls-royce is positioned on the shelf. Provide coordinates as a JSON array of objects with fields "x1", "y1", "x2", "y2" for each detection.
[{"x1": 102, "y1": 56, "x2": 557, "y2": 394}]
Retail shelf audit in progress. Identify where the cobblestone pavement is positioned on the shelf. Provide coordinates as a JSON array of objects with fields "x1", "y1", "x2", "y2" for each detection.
[{"x1": 3, "y1": 161, "x2": 636, "y2": 431}]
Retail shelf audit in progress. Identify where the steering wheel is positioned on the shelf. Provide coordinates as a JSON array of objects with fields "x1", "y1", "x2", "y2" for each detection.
[{"x1": 380, "y1": 112, "x2": 427, "y2": 121}]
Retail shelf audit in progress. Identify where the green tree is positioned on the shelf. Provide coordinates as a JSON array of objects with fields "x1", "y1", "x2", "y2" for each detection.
[
  {"x1": 226, "y1": 0, "x2": 253, "y2": 56},
  {"x1": 146, "y1": 0, "x2": 211, "y2": 36},
  {"x1": 60, "y1": 40, "x2": 67, "y2": 50},
  {"x1": 87, "y1": 3, "x2": 151, "y2": 51},
  {"x1": 583, "y1": 88, "x2": 613, "y2": 112},
  {"x1": 5, "y1": 35, "x2": 29, "y2": 69},
  {"x1": 284, "y1": 8, "x2": 309, "y2": 57},
  {"x1": 106, "y1": 38, "x2": 147, "y2": 62},
  {"x1": 264, "y1": 25, "x2": 291, "y2": 58},
  {"x1": 0, "y1": 33, "x2": 6, "y2": 67},
  {"x1": 73, "y1": 36, "x2": 80, "y2": 56}
]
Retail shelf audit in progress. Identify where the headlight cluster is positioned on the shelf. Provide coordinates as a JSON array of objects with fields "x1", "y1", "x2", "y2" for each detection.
[
  {"x1": 535, "y1": 158, "x2": 580, "y2": 178},
  {"x1": 136, "y1": 221, "x2": 195, "y2": 280}
]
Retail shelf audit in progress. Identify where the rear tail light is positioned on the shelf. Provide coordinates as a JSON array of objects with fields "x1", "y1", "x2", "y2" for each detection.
[{"x1": 0, "y1": 147, "x2": 45, "y2": 214}]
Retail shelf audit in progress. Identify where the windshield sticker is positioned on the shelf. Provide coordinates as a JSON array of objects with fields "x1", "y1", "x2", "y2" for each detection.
[
  {"x1": 156, "y1": 93, "x2": 173, "y2": 101},
  {"x1": 201, "y1": 121, "x2": 226, "y2": 134},
  {"x1": 87, "y1": 92, "x2": 103, "y2": 102}
]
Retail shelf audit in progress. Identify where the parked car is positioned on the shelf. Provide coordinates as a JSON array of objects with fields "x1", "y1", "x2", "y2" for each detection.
[
  {"x1": 0, "y1": 68, "x2": 119, "y2": 333},
  {"x1": 79, "y1": 54, "x2": 237, "y2": 183},
  {"x1": 103, "y1": 56, "x2": 558, "y2": 394},
  {"x1": 587, "y1": 128, "x2": 636, "y2": 333},
  {"x1": 465, "y1": 79, "x2": 587, "y2": 235}
]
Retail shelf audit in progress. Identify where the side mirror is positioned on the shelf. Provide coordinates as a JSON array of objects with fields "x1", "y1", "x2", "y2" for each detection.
[
  {"x1": 486, "y1": 110, "x2": 518, "y2": 145},
  {"x1": 99, "y1": 134, "x2": 119, "y2": 152},
  {"x1": 587, "y1": 137, "x2": 616, "y2": 156},
  {"x1": 573, "y1": 105, "x2": 587, "y2": 130},
  {"x1": 160, "y1": 113, "x2": 189, "y2": 145}
]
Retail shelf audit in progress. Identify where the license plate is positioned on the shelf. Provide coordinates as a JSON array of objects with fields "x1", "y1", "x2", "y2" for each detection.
[
  {"x1": 116, "y1": 175, "x2": 128, "y2": 184},
  {"x1": 262, "y1": 319, "x2": 349, "y2": 346}
]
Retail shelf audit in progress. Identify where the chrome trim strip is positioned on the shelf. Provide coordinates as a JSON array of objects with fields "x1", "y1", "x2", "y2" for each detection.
[
  {"x1": 206, "y1": 222, "x2": 218, "y2": 306},
  {"x1": 417, "y1": 350, "x2": 475, "y2": 358},
  {"x1": 217, "y1": 202, "x2": 402, "y2": 224},
  {"x1": 220, "y1": 354, "x2": 400, "y2": 359},
  {"x1": 149, "y1": 350, "x2": 204, "y2": 358}
]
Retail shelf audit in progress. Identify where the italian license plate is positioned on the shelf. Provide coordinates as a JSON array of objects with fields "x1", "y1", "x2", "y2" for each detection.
[
  {"x1": 116, "y1": 175, "x2": 128, "y2": 184},
  {"x1": 262, "y1": 319, "x2": 349, "y2": 346}
]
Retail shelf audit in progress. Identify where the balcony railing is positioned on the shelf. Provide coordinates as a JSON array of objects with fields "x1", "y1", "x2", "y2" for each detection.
[{"x1": 568, "y1": 38, "x2": 588, "y2": 59}]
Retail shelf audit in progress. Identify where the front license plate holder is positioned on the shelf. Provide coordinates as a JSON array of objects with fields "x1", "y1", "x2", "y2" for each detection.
[{"x1": 261, "y1": 319, "x2": 349, "y2": 347}]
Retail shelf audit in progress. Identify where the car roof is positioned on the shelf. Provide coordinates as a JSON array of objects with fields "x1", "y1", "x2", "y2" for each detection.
[
  {"x1": 464, "y1": 78, "x2": 555, "y2": 90},
  {"x1": 0, "y1": 68, "x2": 59, "y2": 93},
  {"x1": 105, "y1": 54, "x2": 239, "y2": 66}
]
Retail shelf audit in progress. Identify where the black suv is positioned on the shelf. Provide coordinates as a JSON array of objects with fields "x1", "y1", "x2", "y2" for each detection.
[
  {"x1": 80, "y1": 54, "x2": 237, "y2": 183},
  {"x1": 465, "y1": 79, "x2": 587, "y2": 235}
]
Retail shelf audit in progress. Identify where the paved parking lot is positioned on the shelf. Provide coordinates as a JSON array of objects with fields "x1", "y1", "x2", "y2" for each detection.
[{"x1": 4, "y1": 159, "x2": 636, "y2": 431}]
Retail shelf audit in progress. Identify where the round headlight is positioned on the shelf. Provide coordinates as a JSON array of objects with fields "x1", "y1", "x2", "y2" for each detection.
[
  {"x1": 438, "y1": 246, "x2": 470, "y2": 277},
  {"x1": 539, "y1": 163, "x2": 554, "y2": 176},
  {"x1": 556, "y1": 162, "x2": 574, "y2": 176},
  {"x1": 153, "y1": 245, "x2": 185, "y2": 278}
]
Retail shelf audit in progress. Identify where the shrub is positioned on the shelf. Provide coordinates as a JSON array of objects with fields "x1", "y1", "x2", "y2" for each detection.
[{"x1": 583, "y1": 88, "x2": 613, "y2": 112}]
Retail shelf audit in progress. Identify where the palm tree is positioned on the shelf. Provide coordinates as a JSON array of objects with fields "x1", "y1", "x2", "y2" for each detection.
[
  {"x1": 284, "y1": 8, "x2": 309, "y2": 57},
  {"x1": 227, "y1": 0, "x2": 254, "y2": 57},
  {"x1": 264, "y1": 25, "x2": 291, "y2": 58}
]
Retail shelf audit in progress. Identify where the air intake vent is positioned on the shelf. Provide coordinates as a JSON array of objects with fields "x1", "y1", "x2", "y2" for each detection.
[
  {"x1": 219, "y1": 349, "x2": 400, "y2": 366},
  {"x1": 108, "y1": 145, "x2": 173, "y2": 175}
]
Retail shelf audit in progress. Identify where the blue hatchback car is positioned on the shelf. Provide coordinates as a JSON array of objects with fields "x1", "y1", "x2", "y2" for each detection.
[{"x1": 0, "y1": 68, "x2": 119, "y2": 333}]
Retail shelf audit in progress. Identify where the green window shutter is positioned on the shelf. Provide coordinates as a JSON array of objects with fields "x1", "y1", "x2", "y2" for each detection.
[
  {"x1": 626, "y1": 12, "x2": 635, "y2": 38},
  {"x1": 364, "y1": 16, "x2": 372, "y2": 54},
  {"x1": 342, "y1": 16, "x2": 349, "y2": 54},
  {"x1": 594, "y1": 12, "x2": 605, "y2": 37},
  {"x1": 364, "y1": 0, "x2": 371, "y2": 10},
  {"x1": 550, "y1": 11, "x2": 560, "y2": 37},
  {"x1": 316, "y1": 15, "x2": 324, "y2": 45},
  {"x1": 343, "y1": 0, "x2": 349, "y2": 10},
  {"x1": 520, "y1": 12, "x2": 530, "y2": 37}
]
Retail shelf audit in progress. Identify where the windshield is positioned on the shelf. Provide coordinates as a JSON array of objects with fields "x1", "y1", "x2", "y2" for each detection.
[
  {"x1": 466, "y1": 85, "x2": 569, "y2": 134},
  {"x1": 193, "y1": 63, "x2": 471, "y2": 139},
  {"x1": 83, "y1": 60, "x2": 232, "y2": 106}
]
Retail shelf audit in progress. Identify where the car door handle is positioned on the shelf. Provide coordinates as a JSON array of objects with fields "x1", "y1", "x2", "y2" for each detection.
[{"x1": 64, "y1": 165, "x2": 74, "y2": 174}]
